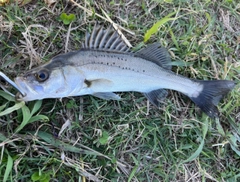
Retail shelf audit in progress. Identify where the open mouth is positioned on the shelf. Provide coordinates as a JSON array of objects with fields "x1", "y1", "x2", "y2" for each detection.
[{"x1": 0, "y1": 71, "x2": 26, "y2": 98}]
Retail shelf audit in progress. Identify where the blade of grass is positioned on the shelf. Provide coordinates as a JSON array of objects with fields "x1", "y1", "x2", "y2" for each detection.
[
  {"x1": 3, "y1": 152, "x2": 13, "y2": 182},
  {"x1": 144, "y1": 11, "x2": 178, "y2": 42},
  {"x1": 15, "y1": 101, "x2": 47, "y2": 133},
  {"x1": 0, "y1": 101, "x2": 25, "y2": 117},
  {"x1": 0, "y1": 90, "x2": 16, "y2": 102},
  {"x1": 0, "y1": 103, "x2": 7, "y2": 112},
  {"x1": 0, "y1": 132, "x2": 7, "y2": 142},
  {"x1": 28, "y1": 115, "x2": 49, "y2": 124},
  {"x1": 36, "y1": 131, "x2": 97, "y2": 154},
  {"x1": 169, "y1": 28, "x2": 179, "y2": 49},
  {"x1": 228, "y1": 134, "x2": 240, "y2": 157},
  {"x1": 183, "y1": 117, "x2": 209, "y2": 163},
  {"x1": 128, "y1": 165, "x2": 138, "y2": 182},
  {"x1": 15, "y1": 105, "x2": 31, "y2": 133},
  {"x1": 127, "y1": 154, "x2": 139, "y2": 182},
  {"x1": 30, "y1": 100, "x2": 42, "y2": 115}
]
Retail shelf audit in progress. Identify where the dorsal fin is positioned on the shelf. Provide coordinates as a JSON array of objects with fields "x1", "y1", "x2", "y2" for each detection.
[
  {"x1": 134, "y1": 43, "x2": 172, "y2": 70},
  {"x1": 82, "y1": 23, "x2": 130, "y2": 53}
]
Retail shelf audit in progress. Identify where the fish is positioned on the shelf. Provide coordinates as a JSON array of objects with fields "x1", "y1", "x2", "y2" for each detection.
[{"x1": 13, "y1": 23, "x2": 236, "y2": 118}]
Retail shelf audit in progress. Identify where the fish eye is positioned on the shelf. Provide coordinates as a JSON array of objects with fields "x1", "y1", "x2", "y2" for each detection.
[{"x1": 35, "y1": 70, "x2": 49, "y2": 82}]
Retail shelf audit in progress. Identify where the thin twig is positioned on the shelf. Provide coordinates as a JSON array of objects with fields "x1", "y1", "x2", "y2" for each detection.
[{"x1": 69, "y1": 0, "x2": 135, "y2": 36}]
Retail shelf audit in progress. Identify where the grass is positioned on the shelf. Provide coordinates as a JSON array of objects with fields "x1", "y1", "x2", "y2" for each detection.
[{"x1": 0, "y1": 0, "x2": 240, "y2": 181}]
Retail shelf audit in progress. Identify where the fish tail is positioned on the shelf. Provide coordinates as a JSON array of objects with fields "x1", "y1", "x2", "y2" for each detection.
[{"x1": 189, "y1": 80, "x2": 236, "y2": 118}]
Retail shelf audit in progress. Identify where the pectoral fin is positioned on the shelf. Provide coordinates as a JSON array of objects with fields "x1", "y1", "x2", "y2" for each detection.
[
  {"x1": 85, "y1": 79, "x2": 114, "y2": 89},
  {"x1": 93, "y1": 92, "x2": 121, "y2": 100},
  {"x1": 143, "y1": 89, "x2": 168, "y2": 107}
]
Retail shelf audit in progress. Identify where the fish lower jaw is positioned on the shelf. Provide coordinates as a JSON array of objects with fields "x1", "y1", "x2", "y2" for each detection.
[{"x1": 14, "y1": 78, "x2": 30, "y2": 96}]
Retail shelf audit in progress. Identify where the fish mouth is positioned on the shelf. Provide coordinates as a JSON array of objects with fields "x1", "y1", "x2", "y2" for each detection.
[{"x1": 14, "y1": 77, "x2": 29, "y2": 101}]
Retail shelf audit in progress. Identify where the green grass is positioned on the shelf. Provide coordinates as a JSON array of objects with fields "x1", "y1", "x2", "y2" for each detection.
[{"x1": 0, "y1": 0, "x2": 240, "y2": 181}]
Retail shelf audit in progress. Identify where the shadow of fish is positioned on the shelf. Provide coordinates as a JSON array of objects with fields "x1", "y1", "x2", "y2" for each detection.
[{"x1": 14, "y1": 23, "x2": 236, "y2": 118}]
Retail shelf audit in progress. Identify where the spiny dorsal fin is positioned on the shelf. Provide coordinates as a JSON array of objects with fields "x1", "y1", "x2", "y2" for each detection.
[
  {"x1": 134, "y1": 43, "x2": 172, "y2": 70},
  {"x1": 82, "y1": 23, "x2": 130, "y2": 53}
]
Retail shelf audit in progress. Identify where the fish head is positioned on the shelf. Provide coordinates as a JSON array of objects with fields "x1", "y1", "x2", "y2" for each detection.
[
  {"x1": 14, "y1": 63, "x2": 85, "y2": 101},
  {"x1": 15, "y1": 67, "x2": 62, "y2": 101}
]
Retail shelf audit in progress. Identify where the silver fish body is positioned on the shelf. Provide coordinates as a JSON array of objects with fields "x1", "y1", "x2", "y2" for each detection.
[
  {"x1": 14, "y1": 24, "x2": 236, "y2": 118},
  {"x1": 15, "y1": 49, "x2": 201, "y2": 100}
]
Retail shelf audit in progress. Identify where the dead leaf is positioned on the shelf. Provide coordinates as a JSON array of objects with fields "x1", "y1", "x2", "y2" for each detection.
[
  {"x1": 0, "y1": 0, "x2": 9, "y2": 6},
  {"x1": 220, "y1": 9, "x2": 234, "y2": 32},
  {"x1": 44, "y1": 0, "x2": 56, "y2": 7}
]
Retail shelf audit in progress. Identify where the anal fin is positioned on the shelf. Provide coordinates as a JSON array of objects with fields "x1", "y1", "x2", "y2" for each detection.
[
  {"x1": 93, "y1": 92, "x2": 121, "y2": 100},
  {"x1": 143, "y1": 89, "x2": 168, "y2": 107}
]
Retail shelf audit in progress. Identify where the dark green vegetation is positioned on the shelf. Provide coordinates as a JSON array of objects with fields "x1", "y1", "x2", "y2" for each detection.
[{"x1": 0, "y1": 0, "x2": 239, "y2": 181}]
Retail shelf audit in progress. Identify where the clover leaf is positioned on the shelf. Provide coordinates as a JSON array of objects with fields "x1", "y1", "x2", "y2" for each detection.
[{"x1": 60, "y1": 13, "x2": 76, "y2": 25}]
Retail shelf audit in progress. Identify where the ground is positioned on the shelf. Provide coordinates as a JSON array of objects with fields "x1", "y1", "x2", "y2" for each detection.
[{"x1": 0, "y1": 0, "x2": 240, "y2": 181}]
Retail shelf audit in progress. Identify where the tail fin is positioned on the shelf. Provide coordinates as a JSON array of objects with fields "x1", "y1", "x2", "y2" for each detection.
[{"x1": 189, "y1": 80, "x2": 236, "y2": 118}]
